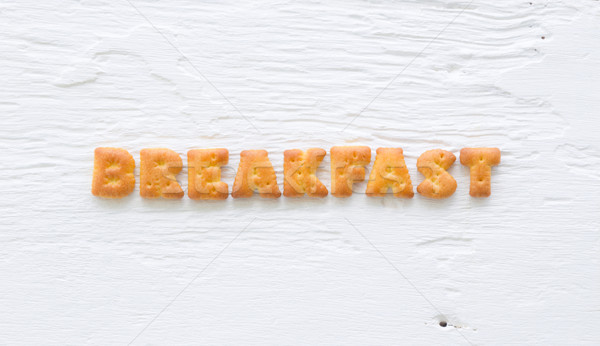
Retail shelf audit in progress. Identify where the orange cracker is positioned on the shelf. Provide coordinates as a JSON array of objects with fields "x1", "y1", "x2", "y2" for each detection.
[
  {"x1": 416, "y1": 149, "x2": 456, "y2": 199},
  {"x1": 283, "y1": 148, "x2": 328, "y2": 197},
  {"x1": 140, "y1": 148, "x2": 184, "y2": 199},
  {"x1": 460, "y1": 147, "x2": 501, "y2": 197},
  {"x1": 232, "y1": 150, "x2": 281, "y2": 198},
  {"x1": 92, "y1": 147, "x2": 135, "y2": 198},
  {"x1": 330, "y1": 146, "x2": 371, "y2": 197},
  {"x1": 187, "y1": 148, "x2": 229, "y2": 200},
  {"x1": 366, "y1": 147, "x2": 414, "y2": 198}
]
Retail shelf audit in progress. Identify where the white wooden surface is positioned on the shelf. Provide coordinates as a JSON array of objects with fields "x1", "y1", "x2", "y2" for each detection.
[{"x1": 1, "y1": 0, "x2": 599, "y2": 345}]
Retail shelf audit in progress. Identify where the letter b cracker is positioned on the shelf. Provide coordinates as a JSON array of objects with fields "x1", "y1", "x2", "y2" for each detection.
[{"x1": 92, "y1": 147, "x2": 135, "y2": 198}]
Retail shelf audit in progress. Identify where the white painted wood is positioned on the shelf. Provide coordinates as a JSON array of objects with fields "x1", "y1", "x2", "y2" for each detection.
[{"x1": 1, "y1": 0, "x2": 599, "y2": 344}]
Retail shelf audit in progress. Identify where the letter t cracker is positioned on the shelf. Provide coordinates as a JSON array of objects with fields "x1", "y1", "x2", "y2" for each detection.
[
  {"x1": 330, "y1": 146, "x2": 371, "y2": 197},
  {"x1": 92, "y1": 147, "x2": 135, "y2": 198},
  {"x1": 188, "y1": 148, "x2": 229, "y2": 200},
  {"x1": 232, "y1": 150, "x2": 281, "y2": 198},
  {"x1": 366, "y1": 147, "x2": 414, "y2": 198},
  {"x1": 283, "y1": 148, "x2": 328, "y2": 197},
  {"x1": 460, "y1": 147, "x2": 501, "y2": 197},
  {"x1": 140, "y1": 148, "x2": 184, "y2": 199}
]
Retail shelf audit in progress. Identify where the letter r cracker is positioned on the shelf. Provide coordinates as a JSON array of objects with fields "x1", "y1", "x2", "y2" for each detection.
[{"x1": 140, "y1": 148, "x2": 184, "y2": 199}]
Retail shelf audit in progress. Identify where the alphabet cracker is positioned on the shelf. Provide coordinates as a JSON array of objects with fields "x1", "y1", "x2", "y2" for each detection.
[
  {"x1": 140, "y1": 148, "x2": 184, "y2": 199},
  {"x1": 330, "y1": 146, "x2": 371, "y2": 197},
  {"x1": 366, "y1": 147, "x2": 414, "y2": 198},
  {"x1": 188, "y1": 148, "x2": 229, "y2": 200},
  {"x1": 416, "y1": 149, "x2": 456, "y2": 199},
  {"x1": 93, "y1": 145, "x2": 502, "y2": 201},
  {"x1": 232, "y1": 150, "x2": 281, "y2": 198},
  {"x1": 460, "y1": 147, "x2": 501, "y2": 197},
  {"x1": 92, "y1": 147, "x2": 135, "y2": 198},
  {"x1": 283, "y1": 148, "x2": 328, "y2": 197}
]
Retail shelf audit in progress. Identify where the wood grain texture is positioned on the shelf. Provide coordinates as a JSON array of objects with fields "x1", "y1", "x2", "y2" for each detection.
[{"x1": 1, "y1": 0, "x2": 599, "y2": 344}]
